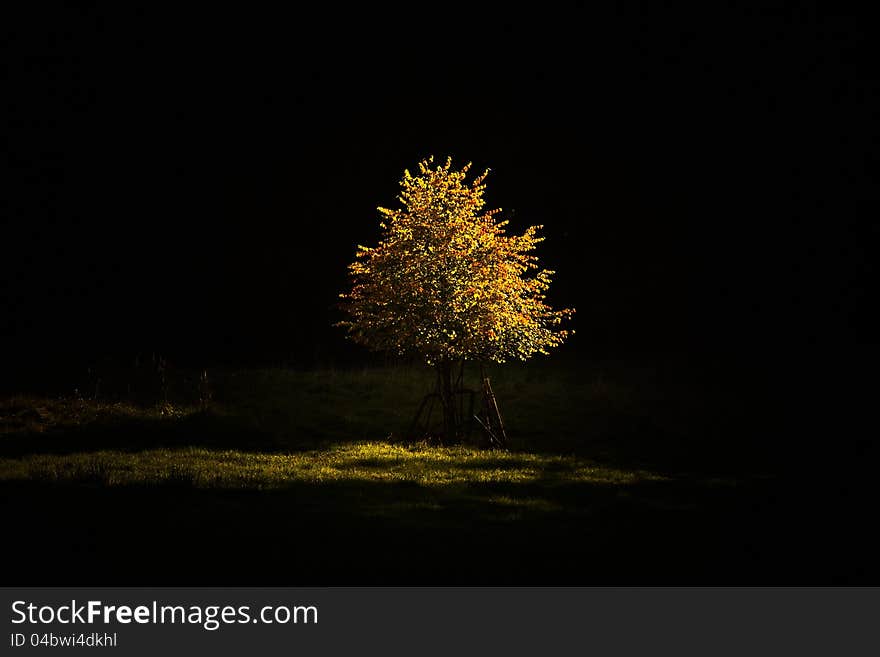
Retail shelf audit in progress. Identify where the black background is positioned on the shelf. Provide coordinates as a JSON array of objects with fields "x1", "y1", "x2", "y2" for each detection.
[
  {"x1": 4, "y1": 4, "x2": 876, "y2": 390},
  {"x1": 3, "y1": 4, "x2": 879, "y2": 583}
]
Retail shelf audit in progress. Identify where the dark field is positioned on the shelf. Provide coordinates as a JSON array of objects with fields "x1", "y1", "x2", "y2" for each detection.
[{"x1": 0, "y1": 358, "x2": 865, "y2": 584}]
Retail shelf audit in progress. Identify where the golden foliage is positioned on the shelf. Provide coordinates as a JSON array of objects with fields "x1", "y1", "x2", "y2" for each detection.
[{"x1": 338, "y1": 157, "x2": 574, "y2": 364}]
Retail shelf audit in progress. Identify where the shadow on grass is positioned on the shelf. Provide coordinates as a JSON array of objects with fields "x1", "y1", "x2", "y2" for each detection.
[
  {"x1": 0, "y1": 471, "x2": 792, "y2": 585},
  {"x1": 512, "y1": 411, "x2": 779, "y2": 479}
]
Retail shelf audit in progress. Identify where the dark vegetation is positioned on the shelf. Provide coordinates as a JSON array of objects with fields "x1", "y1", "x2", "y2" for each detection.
[{"x1": 3, "y1": 355, "x2": 864, "y2": 585}]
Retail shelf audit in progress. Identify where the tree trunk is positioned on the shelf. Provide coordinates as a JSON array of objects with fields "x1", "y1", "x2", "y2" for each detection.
[{"x1": 437, "y1": 360, "x2": 457, "y2": 444}]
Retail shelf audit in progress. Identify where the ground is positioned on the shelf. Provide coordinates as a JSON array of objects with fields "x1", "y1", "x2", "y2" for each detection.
[{"x1": 0, "y1": 358, "x2": 838, "y2": 584}]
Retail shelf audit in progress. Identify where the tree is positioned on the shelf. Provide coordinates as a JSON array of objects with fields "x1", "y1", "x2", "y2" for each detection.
[{"x1": 338, "y1": 156, "x2": 574, "y2": 442}]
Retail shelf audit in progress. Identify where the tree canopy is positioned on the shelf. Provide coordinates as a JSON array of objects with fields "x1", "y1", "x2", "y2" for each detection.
[{"x1": 338, "y1": 156, "x2": 574, "y2": 364}]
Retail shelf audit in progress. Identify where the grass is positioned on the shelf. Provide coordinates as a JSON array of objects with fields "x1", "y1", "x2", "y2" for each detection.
[
  {"x1": 0, "y1": 359, "x2": 793, "y2": 584},
  {"x1": 0, "y1": 443, "x2": 668, "y2": 488}
]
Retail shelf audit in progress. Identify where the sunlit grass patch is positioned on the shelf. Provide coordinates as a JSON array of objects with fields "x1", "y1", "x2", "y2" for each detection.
[{"x1": 0, "y1": 442, "x2": 667, "y2": 489}]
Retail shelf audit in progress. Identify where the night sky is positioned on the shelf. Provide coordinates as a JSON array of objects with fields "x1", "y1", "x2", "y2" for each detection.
[{"x1": 4, "y1": 5, "x2": 876, "y2": 379}]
